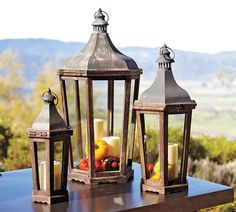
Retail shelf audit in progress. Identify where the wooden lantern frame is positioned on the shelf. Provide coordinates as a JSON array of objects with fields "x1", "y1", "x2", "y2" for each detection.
[
  {"x1": 134, "y1": 102, "x2": 196, "y2": 194},
  {"x1": 59, "y1": 71, "x2": 141, "y2": 184},
  {"x1": 27, "y1": 89, "x2": 73, "y2": 204},
  {"x1": 58, "y1": 9, "x2": 142, "y2": 184},
  {"x1": 134, "y1": 44, "x2": 196, "y2": 194}
]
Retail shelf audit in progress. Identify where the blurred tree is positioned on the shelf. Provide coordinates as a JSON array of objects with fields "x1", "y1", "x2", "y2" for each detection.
[
  {"x1": 189, "y1": 137, "x2": 207, "y2": 161},
  {"x1": 0, "y1": 50, "x2": 32, "y2": 170},
  {"x1": 31, "y1": 62, "x2": 82, "y2": 161},
  {"x1": 200, "y1": 135, "x2": 236, "y2": 164},
  {"x1": 216, "y1": 70, "x2": 236, "y2": 88},
  {"x1": 0, "y1": 50, "x2": 23, "y2": 90},
  {"x1": 0, "y1": 50, "x2": 32, "y2": 129},
  {"x1": 1, "y1": 53, "x2": 106, "y2": 170},
  {"x1": 31, "y1": 61, "x2": 60, "y2": 119},
  {"x1": 0, "y1": 119, "x2": 12, "y2": 164},
  {"x1": 4, "y1": 132, "x2": 31, "y2": 170}
]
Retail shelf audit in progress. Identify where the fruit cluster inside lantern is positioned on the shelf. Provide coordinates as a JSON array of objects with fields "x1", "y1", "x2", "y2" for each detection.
[
  {"x1": 134, "y1": 44, "x2": 196, "y2": 194},
  {"x1": 77, "y1": 121, "x2": 121, "y2": 173},
  {"x1": 58, "y1": 9, "x2": 142, "y2": 184}
]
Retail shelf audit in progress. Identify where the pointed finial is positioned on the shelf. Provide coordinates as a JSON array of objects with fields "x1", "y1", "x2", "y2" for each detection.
[
  {"x1": 95, "y1": 8, "x2": 105, "y2": 20},
  {"x1": 41, "y1": 88, "x2": 57, "y2": 104},
  {"x1": 162, "y1": 44, "x2": 170, "y2": 55},
  {"x1": 92, "y1": 8, "x2": 109, "y2": 32},
  {"x1": 156, "y1": 44, "x2": 175, "y2": 68}
]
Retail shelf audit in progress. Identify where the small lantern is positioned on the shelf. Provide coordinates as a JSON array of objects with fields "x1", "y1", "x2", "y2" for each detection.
[
  {"x1": 134, "y1": 44, "x2": 197, "y2": 194},
  {"x1": 58, "y1": 9, "x2": 142, "y2": 184},
  {"x1": 27, "y1": 89, "x2": 73, "y2": 204}
]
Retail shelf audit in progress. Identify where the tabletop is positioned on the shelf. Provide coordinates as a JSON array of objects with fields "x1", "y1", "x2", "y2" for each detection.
[{"x1": 0, "y1": 163, "x2": 234, "y2": 212}]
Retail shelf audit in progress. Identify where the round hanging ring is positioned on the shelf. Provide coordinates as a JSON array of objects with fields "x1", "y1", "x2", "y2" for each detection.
[
  {"x1": 41, "y1": 90, "x2": 59, "y2": 105},
  {"x1": 102, "y1": 11, "x2": 109, "y2": 22},
  {"x1": 94, "y1": 9, "x2": 109, "y2": 22},
  {"x1": 51, "y1": 91, "x2": 59, "y2": 105},
  {"x1": 160, "y1": 45, "x2": 175, "y2": 60}
]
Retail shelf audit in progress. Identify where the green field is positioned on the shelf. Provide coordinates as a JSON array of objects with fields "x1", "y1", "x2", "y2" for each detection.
[{"x1": 93, "y1": 79, "x2": 236, "y2": 138}]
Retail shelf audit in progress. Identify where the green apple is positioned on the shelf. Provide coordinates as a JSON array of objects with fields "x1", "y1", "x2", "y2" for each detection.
[
  {"x1": 153, "y1": 161, "x2": 160, "y2": 174},
  {"x1": 153, "y1": 161, "x2": 173, "y2": 179}
]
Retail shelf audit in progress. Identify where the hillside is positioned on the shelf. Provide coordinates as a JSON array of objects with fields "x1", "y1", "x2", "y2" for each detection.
[
  {"x1": 1, "y1": 38, "x2": 236, "y2": 137},
  {"x1": 1, "y1": 39, "x2": 236, "y2": 82}
]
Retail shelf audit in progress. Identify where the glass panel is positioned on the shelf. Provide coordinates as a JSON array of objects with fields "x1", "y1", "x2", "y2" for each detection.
[
  {"x1": 39, "y1": 160, "x2": 62, "y2": 191},
  {"x1": 65, "y1": 79, "x2": 87, "y2": 169},
  {"x1": 168, "y1": 114, "x2": 185, "y2": 180},
  {"x1": 90, "y1": 80, "x2": 121, "y2": 172},
  {"x1": 73, "y1": 79, "x2": 96, "y2": 173},
  {"x1": 79, "y1": 80, "x2": 87, "y2": 165},
  {"x1": 140, "y1": 113, "x2": 185, "y2": 182},
  {"x1": 143, "y1": 114, "x2": 159, "y2": 180},
  {"x1": 114, "y1": 81, "x2": 124, "y2": 137},
  {"x1": 54, "y1": 141, "x2": 63, "y2": 190},
  {"x1": 72, "y1": 79, "x2": 126, "y2": 173},
  {"x1": 93, "y1": 80, "x2": 109, "y2": 172},
  {"x1": 37, "y1": 141, "x2": 63, "y2": 191},
  {"x1": 100, "y1": 80, "x2": 124, "y2": 172},
  {"x1": 37, "y1": 142, "x2": 46, "y2": 190},
  {"x1": 93, "y1": 80, "x2": 107, "y2": 123},
  {"x1": 126, "y1": 79, "x2": 135, "y2": 165},
  {"x1": 65, "y1": 80, "x2": 78, "y2": 163}
]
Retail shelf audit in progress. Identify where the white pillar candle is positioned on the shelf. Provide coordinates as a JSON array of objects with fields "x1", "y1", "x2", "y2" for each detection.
[
  {"x1": 39, "y1": 161, "x2": 62, "y2": 190},
  {"x1": 102, "y1": 136, "x2": 121, "y2": 157},
  {"x1": 39, "y1": 161, "x2": 46, "y2": 190},
  {"x1": 168, "y1": 143, "x2": 178, "y2": 178},
  {"x1": 94, "y1": 119, "x2": 104, "y2": 141}
]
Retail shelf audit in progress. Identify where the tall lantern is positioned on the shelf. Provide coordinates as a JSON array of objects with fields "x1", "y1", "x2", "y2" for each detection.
[
  {"x1": 134, "y1": 44, "x2": 196, "y2": 194},
  {"x1": 58, "y1": 9, "x2": 142, "y2": 184},
  {"x1": 27, "y1": 89, "x2": 73, "y2": 204}
]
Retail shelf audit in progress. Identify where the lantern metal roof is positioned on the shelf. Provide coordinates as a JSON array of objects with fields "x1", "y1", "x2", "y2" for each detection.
[
  {"x1": 60, "y1": 8, "x2": 141, "y2": 77},
  {"x1": 29, "y1": 89, "x2": 72, "y2": 134},
  {"x1": 139, "y1": 44, "x2": 194, "y2": 105}
]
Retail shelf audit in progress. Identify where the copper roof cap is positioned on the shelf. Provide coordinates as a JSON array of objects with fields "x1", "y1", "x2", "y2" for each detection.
[
  {"x1": 30, "y1": 89, "x2": 69, "y2": 132},
  {"x1": 62, "y1": 8, "x2": 139, "y2": 71},
  {"x1": 139, "y1": 44, "x2": 193, "y2": 105}
]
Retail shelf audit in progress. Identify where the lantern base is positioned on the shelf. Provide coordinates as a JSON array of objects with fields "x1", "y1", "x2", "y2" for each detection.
[
  {"x1": 141, "y1": 179, "x2": 188, "y2": 194},
  {"x1": 32, "y1": 191, "x2": 69, "y2": 204},
  {"x1": 68, "y1": 167, "x2": 134, "y2": 185}
]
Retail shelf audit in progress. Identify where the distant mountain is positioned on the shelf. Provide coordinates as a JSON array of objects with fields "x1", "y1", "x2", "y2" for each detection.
[
  {"x1": 1, "y1": 38, "x2": 236, "y2": 82},
  {"x1": 0, "y1": 39, "x2": 84, "y2": 81}
]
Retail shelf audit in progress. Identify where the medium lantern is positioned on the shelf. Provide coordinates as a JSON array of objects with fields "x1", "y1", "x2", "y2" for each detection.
[
  {"x1": 58, "y1": 9, "x2": 142, "y2": 184},
  {"x1": 134, "y1": 44, "x2": 197, "y2": 194},
  {"x1": 27, "y1": 89, "x2": 73, "y2": 204}
]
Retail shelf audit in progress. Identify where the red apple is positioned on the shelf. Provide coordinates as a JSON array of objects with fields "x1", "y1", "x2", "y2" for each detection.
[
  {"x1": 78, "y1": 158, "x2": 88, "y2": 171},
  {"x1": 146, "y1": 163, "x2": 154, "y2": 178},
  {"x1": 77, "y1": 158, "x2": 101, "y2": 172},
  {"x1": 95, "y1": 160, "x2": 101, "y2": 172}
]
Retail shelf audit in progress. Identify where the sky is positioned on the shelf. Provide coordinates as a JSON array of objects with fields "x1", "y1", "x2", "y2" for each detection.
[{"x1": 1, "y1": 0, "x2": 236, "y2": 54}]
